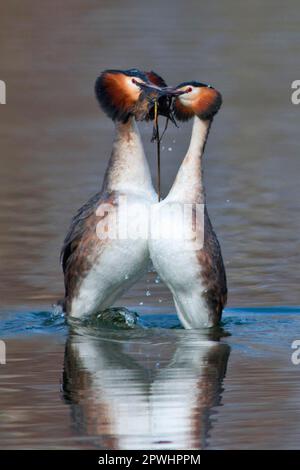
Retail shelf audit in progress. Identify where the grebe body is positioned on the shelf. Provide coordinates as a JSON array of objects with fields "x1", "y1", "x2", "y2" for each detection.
[
  {"x1": 61, "y1": 69, "x2": 170, "y2": 318},
  {"x1": 149, "y1": 82, "x2": 227, "y2": 328}
]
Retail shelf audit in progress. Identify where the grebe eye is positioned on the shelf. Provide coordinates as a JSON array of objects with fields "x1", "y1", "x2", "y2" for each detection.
[{"x1": 186, "y1": 87, "x2": 193, "y2": 93}]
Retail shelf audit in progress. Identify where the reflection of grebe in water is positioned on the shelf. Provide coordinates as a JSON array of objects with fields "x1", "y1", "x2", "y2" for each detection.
[{"x1": 63, "y1": 326, "x2": 230, "y2": 449}]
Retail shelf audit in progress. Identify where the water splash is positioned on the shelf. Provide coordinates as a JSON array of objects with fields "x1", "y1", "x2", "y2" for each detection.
[
  {"x1": 78, "y1": 307, "x2": 140, "y2": 330},
  {"x1": 0, "y1": 306, "x2": 299, "y2": 341},
  {"x1": 0, "y1": 308, "x2": 66, "y2": 337}
]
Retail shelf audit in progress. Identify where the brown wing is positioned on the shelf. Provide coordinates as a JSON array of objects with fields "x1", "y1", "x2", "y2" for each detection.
[
  {"x1": 61, "y1": 190, "x2": 117, "y2": 312},
  {"x1": 61, "y1": 191, "x2": 101, "y2": 274},
  {"x1": 197, "y1": 208, "x2": 227, "y2": 321}
]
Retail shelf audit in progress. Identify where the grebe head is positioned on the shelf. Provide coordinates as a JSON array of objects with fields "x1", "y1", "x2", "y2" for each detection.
[
  {"x1": 172, "y1": 81, "x2": 222, "y2": 121},
  {"x1": 95, "y1": 68, "x2": 173, "y2": 123}
]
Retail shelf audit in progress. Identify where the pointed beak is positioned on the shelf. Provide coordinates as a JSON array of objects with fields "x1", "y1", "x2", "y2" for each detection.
[
  {"x1": 133, "y1": 82, "x2": 188, "y2": 124},
  {"x1": 138, "y1": 83, "x2": 186, "y2": 97},
  {"x1": 136, "y1": 82, "x2": 185, "y2": 98},
  {"x1": 159, "y1": 86, "x2": 188, "y2": 97},
  {"x1": 135, "y1": 81, "x2": 162, "y2": 94}
]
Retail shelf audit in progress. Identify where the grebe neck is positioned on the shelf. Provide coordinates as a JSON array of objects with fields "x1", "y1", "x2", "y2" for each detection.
[
  {"x1": 166, "y1": 117, "x2": 212, "y2": 204},
  {"x1": 102, "y1": 117, "x2": 154, "y2": 197}
]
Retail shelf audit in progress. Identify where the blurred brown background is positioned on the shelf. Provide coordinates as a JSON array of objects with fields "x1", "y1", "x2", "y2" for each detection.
[{"x1": 0, "y1": 0, "x2": 299, "y2": 309}]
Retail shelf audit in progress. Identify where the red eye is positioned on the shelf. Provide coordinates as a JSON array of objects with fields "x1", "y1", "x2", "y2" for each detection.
[
  {"x1": 132, "y1": 78, "x2": 137, "y2": 84},
  {"x1": 186, "y1": 87, "x2": 193, "y2": 93}
]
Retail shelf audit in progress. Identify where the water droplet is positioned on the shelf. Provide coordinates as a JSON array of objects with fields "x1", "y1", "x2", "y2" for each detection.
[
  {"x1": 162, "y1": 146, "x2": 165, "y2": 151},
  {"x1": 146, "y1": 290, "x2": 151, "y2": 297},
  {"x1": 139, "y1": 301, "x2": 144, "y2": 305},
  {"x1": 158, "y1": 298, "x2": 163, "y2": 303},
  {"x1": 155, "y1": 276, "x2": 160, "y2": 284},
  {"x1": 172, "y1": 139, "x2": 176, "y2": 144},
  {"x1": 52, "y1": 303, "x2": 64, "y2": 317},
  {"x1": 226, "y1": 199, "x2": 230, "y2": 203},
  {"x1": 168, "y1": 147, "x2": 172, "y2": 152},
  {"x1": 124, "y1": 274, "x2": 129, "y2": 280}
]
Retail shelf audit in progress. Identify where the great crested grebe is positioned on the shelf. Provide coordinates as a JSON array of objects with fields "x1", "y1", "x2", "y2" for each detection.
[
  {"x1": 61, "y1": 68, "x2": 173, "y2": 318},
  {"x1": 149, "y1": 81, "x2": 227, "y2": 328}
]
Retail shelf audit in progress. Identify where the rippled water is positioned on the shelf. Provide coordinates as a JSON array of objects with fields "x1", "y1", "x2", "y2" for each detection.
[
  {"x1": 0, "y1": 0, "x2": 300, "y2": 450},
  {"x1": 0, "y1": 307, "x2": 300, "y2": 449}
]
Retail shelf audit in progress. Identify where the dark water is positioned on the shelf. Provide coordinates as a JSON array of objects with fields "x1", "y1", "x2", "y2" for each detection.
[{"x1": 0, "y1": 0, "x2": 300, "y2": 450}]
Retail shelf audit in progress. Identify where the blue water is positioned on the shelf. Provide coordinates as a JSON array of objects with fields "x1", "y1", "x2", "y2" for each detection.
[
  {"x1": 0, "y1": 305, "x2": 299, "y2": 338},
  {"x1": 0, "y1": 306, "x2": 299, "y2": 355}
]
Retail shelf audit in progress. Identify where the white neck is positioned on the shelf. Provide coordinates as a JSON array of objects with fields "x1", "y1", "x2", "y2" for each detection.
[
  {"x1": 102, "y1": 118, "x2": 155, "y2": 198},
  {"x1": 166, "y1": 117, "x2": 211, "y2": 204}
]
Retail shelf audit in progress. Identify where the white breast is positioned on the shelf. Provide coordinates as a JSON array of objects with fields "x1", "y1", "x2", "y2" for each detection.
[
  {"x1": 70, "y1": 194, "x2": 154, "y2": 318},
  {"x1": 149, "y1": 200, "x2": 211, "y2": 328}
]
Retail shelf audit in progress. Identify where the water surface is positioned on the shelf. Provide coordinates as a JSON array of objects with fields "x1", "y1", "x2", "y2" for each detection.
[{"x1": 0, "y1": 307, "x2": 300, "y2": 449}]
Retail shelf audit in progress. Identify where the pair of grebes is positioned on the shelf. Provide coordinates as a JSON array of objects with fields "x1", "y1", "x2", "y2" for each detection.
[{"x1": 61, "y1": 69, "x2": 227, "y2": 328}]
